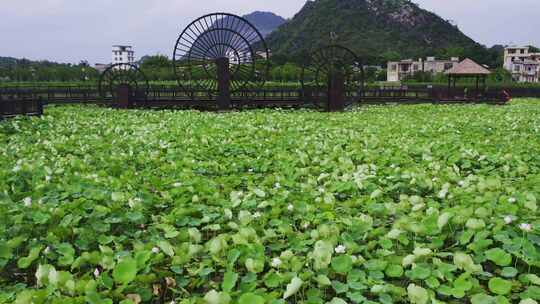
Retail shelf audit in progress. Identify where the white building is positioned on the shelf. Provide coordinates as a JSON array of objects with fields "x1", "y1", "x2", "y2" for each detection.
[
  {"x1": 387, "y1": 57, "x2": 460, "y2": 82},
  {"x1": 112, "y1": 45, "x2": 135, "y2": 65},
  {"x1": 503, "y1": 46, "x2": 540, "y2": 83}
]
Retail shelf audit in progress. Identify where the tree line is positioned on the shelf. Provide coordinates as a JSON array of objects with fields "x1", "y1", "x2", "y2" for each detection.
[
  {"x1": 0, "y1": 58, "x2": 100, "y2": 83},
  {"x1": 0, "y1": 46, "x2": 536, "y2": 85}
]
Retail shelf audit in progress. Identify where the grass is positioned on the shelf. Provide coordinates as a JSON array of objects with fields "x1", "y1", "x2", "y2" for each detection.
[{"x1": 0, "y1": 99, "x2": 540, "y2": 303}]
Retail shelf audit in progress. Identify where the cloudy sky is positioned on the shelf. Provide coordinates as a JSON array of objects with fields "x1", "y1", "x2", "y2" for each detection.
[{"x1": 1, "y1": 0, "x2": 539, "y2": 64}]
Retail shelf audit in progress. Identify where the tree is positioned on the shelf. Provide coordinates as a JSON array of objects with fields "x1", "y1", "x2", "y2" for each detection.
[
  {"x1": 0, "y1": 58, "x2": 101, "y2": 82},
  {"x1": 489, "y1": 68, "x2": 512, "y2": 83},
  {"x1": 405, "y1": 71, "x2": 433, "y2": 83},
  {"x1": 381, "y1": 51, "x2": 401, "y2": 63},
  {"x1": 139, "y1": 55, "x2": 171, "y2": 69},
  {"x1": 364, "y1": 67, "x2": 379, "y2": 83},
  {"x1": 438, "y1": 47, "x2": 465, "y2": 59},
  {"x1": 528, "y1": 45, "x2": 540, "y2": 53}
]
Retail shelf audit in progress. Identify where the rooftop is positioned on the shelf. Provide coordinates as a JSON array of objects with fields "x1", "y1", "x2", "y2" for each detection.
[
  {"x1": 389, "y1": 57, "x2": 459, "y2": 63},
  {"x1": 506, "y1": 46, "x2": 529, "y2": 49},
  {"x1": 445, "y1": 58, "x2": 491, "y2": 75}
]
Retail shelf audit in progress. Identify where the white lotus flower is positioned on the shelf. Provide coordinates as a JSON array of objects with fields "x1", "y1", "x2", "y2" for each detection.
[
  {"x1": 302, "y1": 222, "x2": 310, "y2": 229},
  {"x1": 93, "y1": 268, "x2": 100, "y2": 277},
  {"x1": 128, "y1": 198, "x2": 141, "y2": 209},
  {"x1": 287, "y1": 204, "x2": 294, "y2": 211},
  {"x1": 253, "y1": 212, "x2": 262, "y2": 219},
  {"x1": 509, "y1": 197, "x2": 517, "y2": 203},
  {"x1": 335, "y1": 245, "x2": 346, "y2": 254},
  {"x1": 504, "y1": 216, "x2": 513, "y2": 224},
  {"x1": 387, "y1": 228, "x2": 403, "y2": 239},
  {"x1": 44, "y1": 246, "x2": 51, "y2": 254},
  {"x1": 45, "y1": 175, "x2": 51, "y2": 182},
  {"x1": 458, "y1": 181, "x2": 465, "y2": 187},
  {"x1": 274, "y1": 182, "x2": 281, "y2": 189},
  {"x1": 438, "y1": 189, "x2": 448, "y2": 199},
  {"x1": 23, "y1": 197, "x2": 32, "y2": 207},
  {"x1": 152, "y1": 247, "x2": 160, "y2": 253},
  {"x1": 520, "y1": 223, "x2": 533, "y2": 232},
  {"x1": 173, "y1": 182, "x2": 182, "y2": 188},
  {"x1": 402, "y1": 254, "x2": 416, "y2": 267},
  {"x1": 224, "y1": 209, "x2": 233, "y2": 220},
  {"x1": 271, "y1": 257, "x2": 282, "y2": 268}
]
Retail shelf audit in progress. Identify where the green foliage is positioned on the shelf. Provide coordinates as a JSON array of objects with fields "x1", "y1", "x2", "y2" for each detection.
[
  {"x1": 139, "y1": 55, "x2": 170, "y2": 69},
  {"x1": 269, "y1": 63, "x2": 302, "y2": 82},
  {"x1": 238, "y1": 293, "x2": 264, "y2": 304},
  {"x1": 1, "y1": 100, "x2": 540, "y2": 302},
  {"x1": 112, "y1": 257, "x2": 138, "y2": 285},
  {"x1": 139, "y1": 55, "x2": 175, "y2": 81},
  {"x1": 0, "y1": 58, "x2": 99, "y2": 82},
  {"x1": 485, "y1": 248, "x2": 512, "y2": 266},
  {"x1": 331, "y1": 255, "x2": 353, "y2": 274},
  {"x1": 222, "y1": 271, "x2": 238, "y2": 292},
  {"x1": 528, "y1": 45, "x2": 540, "y2": 53},
  {"x1": 488, "y1": 278, "x2": 513, "y2": 295}
]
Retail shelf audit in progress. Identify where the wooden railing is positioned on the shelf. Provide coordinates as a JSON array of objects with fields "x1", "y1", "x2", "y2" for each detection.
[
  {"x1": 0, "y1": 85, "x2": 517, "y2": 118},
  {"x1": 0, "y1": 97, "x2": 43, "y2": 120}
]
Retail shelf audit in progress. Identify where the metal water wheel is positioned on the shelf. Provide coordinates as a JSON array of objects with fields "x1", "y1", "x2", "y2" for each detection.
[
  {"x1": 98, "y1": 63, "x2": 149, "y2": 102},
  {"x1": 173, "y1": 13, "x2": 270, "y2": 100},
  {"x1": 301, "y1": 45, "x2": 364, "y2": 110}
]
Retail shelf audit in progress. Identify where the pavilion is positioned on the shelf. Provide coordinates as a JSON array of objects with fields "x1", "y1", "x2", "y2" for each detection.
[{"x1": 445, "y1": 58, "x2": 492, "y2": 99}]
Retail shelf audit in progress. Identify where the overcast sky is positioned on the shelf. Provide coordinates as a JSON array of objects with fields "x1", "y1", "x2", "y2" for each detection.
[{"x1": 1, "y1": 0, "x2": 539, "y2": 64}]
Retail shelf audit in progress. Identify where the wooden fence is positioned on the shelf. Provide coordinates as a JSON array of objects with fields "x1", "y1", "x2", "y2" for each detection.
[{"x1": 0, "y1": 84, "x2": 525, "y2": 119}]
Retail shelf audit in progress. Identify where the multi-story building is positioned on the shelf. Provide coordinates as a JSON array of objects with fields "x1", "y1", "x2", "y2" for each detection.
[
  {"x1": 387, "y1": 57, "x2": 460, "y2": 82},
  {"x1": 503, "y1": 46, "x2": 540, "y2": 83},
  {"x1": 112, "y1": 45, "x2": 135, "y2": 66}
]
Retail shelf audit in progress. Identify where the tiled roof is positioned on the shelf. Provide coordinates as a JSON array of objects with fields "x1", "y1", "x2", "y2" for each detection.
[{"x1": 445, "y1": 58, "x2": 491, "y2": 75}]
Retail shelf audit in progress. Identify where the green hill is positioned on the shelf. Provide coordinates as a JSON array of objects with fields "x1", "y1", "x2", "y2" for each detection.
[
  {"x1": 243, "y1": 11, "x2": 286, "y2": 37},
  {"x1": 266, "y1": 0, "x2": 493, "y2": 65}
]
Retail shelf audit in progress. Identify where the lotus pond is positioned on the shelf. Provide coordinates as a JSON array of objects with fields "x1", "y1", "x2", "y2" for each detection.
[{"x1": 1, "y1": 100, "x2": 540, "y2": 304}]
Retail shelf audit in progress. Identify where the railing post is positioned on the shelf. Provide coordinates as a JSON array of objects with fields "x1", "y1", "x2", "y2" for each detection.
[
  {"x1": 216, "y1": 57, "x2": 231, "y2": 111},
  {"x1": 37, "y1": 97, "x2": 44, "y2": 116},
  {"x1": 328, "y1": 72, "x2": 345, "y2": 112},
  {"x1": 21, "y1": 95, "x2": 28, "y2": 115},
  {"x1": 117, "y1": 84, "x2": 132, "y2": 109},
  {"x1": 0, "y1": 96, "x2": 4, "y2": 120}
]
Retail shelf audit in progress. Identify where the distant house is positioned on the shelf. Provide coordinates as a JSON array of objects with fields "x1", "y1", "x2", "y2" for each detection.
[
  {"x1": 112, "y1": 45, "x2": 135, "y2": 66},
  {"x1": 256, "y1": 50, "x2": 270, "y2": 60},
  {"x1": 503, "y1": 46, "x2": 540, "y2": 83},
  {"x1": 94, "y1": 63, "x2": 109, "y2": 73},
  {"x1": 387, "y1": 57, "x2": 460, "y2": 82}
]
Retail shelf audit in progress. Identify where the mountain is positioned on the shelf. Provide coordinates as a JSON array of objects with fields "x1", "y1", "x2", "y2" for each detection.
[
  {"x1": 266, "y1": 0, "x2": 492, "y2": 65},
  {"x1": 242, "y1": 11, "x2": 286, "y2": 37}
]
